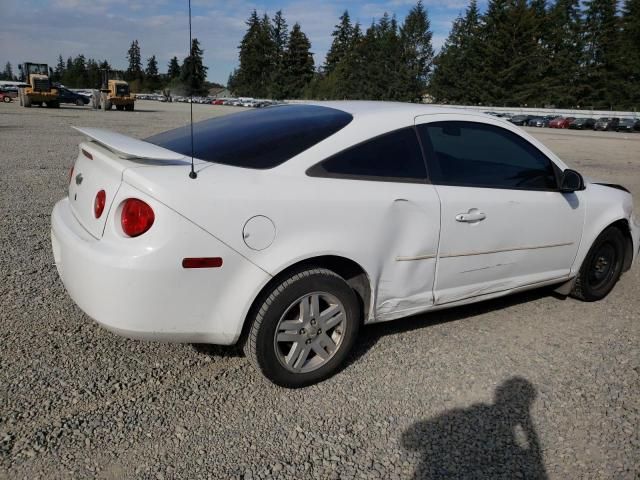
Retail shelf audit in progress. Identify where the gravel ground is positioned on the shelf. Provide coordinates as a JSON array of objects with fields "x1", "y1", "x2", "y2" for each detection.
[{"x1": 0, "y1": 101, "x2": 638, "y2": 479}]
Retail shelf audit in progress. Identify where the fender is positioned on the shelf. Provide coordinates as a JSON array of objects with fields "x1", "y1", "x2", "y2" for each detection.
[{"x1": 571, "y1": 183, "x2": 636, "y2": 276}]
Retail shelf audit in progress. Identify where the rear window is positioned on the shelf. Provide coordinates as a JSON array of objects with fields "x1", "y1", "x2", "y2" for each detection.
[{"x1": 146, "y1": 105, "x2": 353, "y2": 169}]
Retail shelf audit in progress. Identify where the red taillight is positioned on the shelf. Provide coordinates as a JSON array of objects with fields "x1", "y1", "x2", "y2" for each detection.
[
  {"x1": 182, "y1": 257, "x2": 223, "y2": 269},
  {"x1": 121, "y1": 198, "x2": 155, "y2": 237},
  {"x1": 69, "y1": 165, "x2": 74, "y2": 184},
  {"x1": 94, "y1": 190, "x2": 106, "y2": 218}
]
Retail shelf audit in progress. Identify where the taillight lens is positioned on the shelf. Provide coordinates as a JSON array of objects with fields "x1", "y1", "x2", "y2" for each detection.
[
  {"x1": 94, "y1": 190, "x2": 106, "y2": 218},
  {"x1": 121, "y1": 199, "x2": 155, "y2": 237}
]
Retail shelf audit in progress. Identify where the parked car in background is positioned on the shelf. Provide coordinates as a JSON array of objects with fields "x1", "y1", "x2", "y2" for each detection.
[
  {"x1": 0, "y1": 91, "x2": 13, "y2": 103},
  {"x1": 594, "y1": 117, "x2": 619, "y2": 131},
  {"x1": 0, "y1": 86, "x2": 19, "y2": 99},
  {"x1": 56, "y1": 87, "x2": 90, "y2": 106},
  {"x1": 616, "y1": 118, "x2": 636, "y2": 132},
  {"x1": 509, "y1": 115, "x2": 532, "y2": 126},
  {"x1": 634, "y1": 119, "x2": 640, "y2": 131},
  {"x1": 528, "y1": 116, "x2": 546, "y2": 127},
  {"x1": 569, "y1": 118, "x2": 596, "y2": 130},
  {"x1": 549, "y1": 117, "x2": 575, "y2": 129}
]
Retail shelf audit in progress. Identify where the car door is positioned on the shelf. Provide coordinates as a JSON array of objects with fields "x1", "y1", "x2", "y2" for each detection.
[
  {"x1": 415, "y1": 116, "x2": 584, "y2": 305},
  {"x1": 306, "y1": 126, "x2": 441, "y2": 320}
]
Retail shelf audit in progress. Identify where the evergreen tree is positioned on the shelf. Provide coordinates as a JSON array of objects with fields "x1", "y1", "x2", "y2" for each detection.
[
  {"x1": 282, "y1": 23, "x2": 315, "y2": 98},
  {"x1": 582, "y1": 0, "x2": 621, "y2": 108},
  {"x1": 545, "y1": 0, "x2": 584, "y2": 107},
  {"x1": 234, "y1": 10, "x2": 277, "y2": 97},
  {"x1": 479, "y1": 0, "x2": 548, "y2": 106},
  {"x1": 1, "y1": 62, "x2": 12, "y2": 81},
  {"x1": 620, "y1": 0, "x2": 640, "y2": 107},
  {"x1": 86, "y1": 58, "x2": 101, "y2": 89},
  {"x1": 400, "y1": 0, "x2": 434, "y2": 102},
  {"x1": 126, "y1": 39, "x2": 143, "y2": 82},
  {"x1": 430, "y1": 0, "x2": 484, "y2": 104},
  {"x1": 53, "y1": 55, "x2": 65, "y2": 83},
  {"x1": 180, "y1": 38, "x2": 208, "y2": 96},
  {"x1": 145, "y1": 55, "x2": 160, "y2": 91},
  {"x1": 324, "y1": 11, "x2": 355, "y2": 74},
  {"x1": 168, "y1": 56, "x2": 181, "y2": 79},
  {"x1": 270, "y1": 10, "x2": 290, "y2": 99}
]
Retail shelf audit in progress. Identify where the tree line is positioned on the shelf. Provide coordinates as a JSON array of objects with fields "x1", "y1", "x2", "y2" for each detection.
[
  {"x1": 431, "y1": 0, "x2": 640, "y2": 109},
  {"x1": 229, "y1": 3, "x2": 433, "y2": 102},
  {"x1": 230, "y1": 0, "x2": 639, "y2": 109},
  {"x1": 24, "y1": 39, "x2": 215, "y2": 95}
]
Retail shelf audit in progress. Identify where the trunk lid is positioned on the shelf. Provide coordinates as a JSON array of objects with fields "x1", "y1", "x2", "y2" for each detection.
[{"x1": 68, "y1": 127, "x2": 189, "y2": 239}]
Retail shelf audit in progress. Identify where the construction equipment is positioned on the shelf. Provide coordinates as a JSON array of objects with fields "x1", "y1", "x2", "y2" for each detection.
[
  {"x1": 99, "y1": 69, "x2": 135, "y2": 111},
  {"x1": 17, "y1": 63, "x2": 59, "y2": 108}
]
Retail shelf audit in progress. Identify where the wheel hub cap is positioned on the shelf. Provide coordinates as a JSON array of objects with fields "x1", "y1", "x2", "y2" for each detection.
[{"x1": 274, "y1": 292, "x2": 346, "y2": 374}]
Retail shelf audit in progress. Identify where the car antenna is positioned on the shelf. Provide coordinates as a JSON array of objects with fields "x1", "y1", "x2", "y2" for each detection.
[{"x1": 188, "y1": 0, "x2": 197, "y2": 179}]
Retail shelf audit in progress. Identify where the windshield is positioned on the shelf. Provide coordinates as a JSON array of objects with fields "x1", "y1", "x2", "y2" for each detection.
[{"x1": 146, "y1": 105, "x2": 354, "y2": 169}]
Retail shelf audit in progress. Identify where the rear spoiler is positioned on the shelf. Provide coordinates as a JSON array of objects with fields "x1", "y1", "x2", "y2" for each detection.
[{"x1": 72, "y1": 126, "x2": 186, "y2": 161}]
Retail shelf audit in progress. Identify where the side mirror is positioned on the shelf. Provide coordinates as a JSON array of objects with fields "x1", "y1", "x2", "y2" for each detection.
[{"x1": 560, "y1": 169, "x2": 584, "y2": 193}]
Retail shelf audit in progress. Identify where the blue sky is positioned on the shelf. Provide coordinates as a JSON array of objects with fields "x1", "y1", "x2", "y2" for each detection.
[{"x1": 1, "y1": 0, "x2": 481, "y2": 85}]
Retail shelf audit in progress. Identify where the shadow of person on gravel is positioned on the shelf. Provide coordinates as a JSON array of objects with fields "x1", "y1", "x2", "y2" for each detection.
[{"x1": 402, "y1": 377, "x2": 548, "y2": 479}]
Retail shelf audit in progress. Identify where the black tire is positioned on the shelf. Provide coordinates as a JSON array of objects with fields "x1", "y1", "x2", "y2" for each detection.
[
  {"x1": 571, "y1": 227, "x2": 626, "y2": 301},
  {"x1": 75, "y1": 99, "x2": 84, "y2": 106},
  {"x1": 244, "y1": 268, "x2": 360, "y2": 388},
  {"x1": 116, "y1": 105, "x2": 124, "y2": 111},
  {"x1": 2, "y1": 96, "x2": 10, "y2": 103},
  {"x1": 126, "y1": 104, "x2": 134, "y2": 111}
]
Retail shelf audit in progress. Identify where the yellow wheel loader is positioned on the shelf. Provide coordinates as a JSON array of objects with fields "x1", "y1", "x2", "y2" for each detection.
[{"x1": 18, "y1": 63, "x2": 59, "y2": 108}]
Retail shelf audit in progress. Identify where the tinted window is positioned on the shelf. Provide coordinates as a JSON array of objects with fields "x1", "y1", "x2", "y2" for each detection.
[
  {"x1": 146, "y1": 105, "x2": 353, "y2": 169},
  {"x1": 418, "y1": 121, "x2": 557, "y2": 190},
  {"x1": 307, "y1": 128, "x2": 427, "y2": 182}
]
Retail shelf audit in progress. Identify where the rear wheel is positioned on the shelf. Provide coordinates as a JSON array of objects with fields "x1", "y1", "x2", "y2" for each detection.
[
  {"x1": 126, "y1": 104, "x2": 134, "y2": 111},
  {"x1": 116, "y1": 105, "x2": 124, "y2": 111},
  {"x1": 23, "y1": 95, "x2": 32, "y2": 108},
  {"x1": 75, "y1": 98, "x2": 84, "y2": 106},
  {"x1": 244, "y1": 268, "x2": 360, "y2": 388},
  {"x1": 571, "y1": 227, "x2": 625, "y2": 301},
  {"x1": 3, "y1": 96, "x2": 10, "y2": 103}
]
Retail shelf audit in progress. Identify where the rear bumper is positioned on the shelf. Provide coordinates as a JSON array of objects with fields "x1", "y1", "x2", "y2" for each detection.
[
  {"x1": 51, "y1": 195, "x2": 270, "y2": 344},
  {"x1": 109, "y1": 97, "x2": 135, "y2": 105}
]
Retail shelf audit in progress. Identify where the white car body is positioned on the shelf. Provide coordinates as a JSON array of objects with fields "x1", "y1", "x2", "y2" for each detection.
[{"x1": 51, "y1": 102, "x2": 639, "y2": 347}]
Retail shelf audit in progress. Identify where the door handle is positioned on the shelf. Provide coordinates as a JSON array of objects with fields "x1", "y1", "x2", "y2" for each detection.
[{"x1": 456, "y1": 210, "x2": 486, "y2": 223}]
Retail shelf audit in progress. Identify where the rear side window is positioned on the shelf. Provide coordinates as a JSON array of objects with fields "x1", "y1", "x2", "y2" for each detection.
[
  {"x1": 418, "y1": 121, "x2": 557, "y2": 190},
  {"x1": 146, "y1": 105, "x2": 353, "y2": 169},
  {"x1": 307, "y1": 127, "x2": 427, "y2": 182}
]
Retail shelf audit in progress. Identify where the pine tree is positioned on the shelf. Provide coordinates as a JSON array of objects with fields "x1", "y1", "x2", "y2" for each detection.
[
  {"x1": 181, "y1": 38, "x2": 208, "y2": 96},
  {"x1": 282, "y1": 23, "x2": 315, "y2": 98},
  {"x1": 145, "y1": 55, "x2": 160, "y2": 91},
  {"x1": 234, "y1": 10, "x2": 277, "y2": 97},
  {"x1": 619, "y1": 0, "x2": 640, "y2": 107},
  {"x1": 2, "y1": 62, "x2": 13, "y2": 81},
  {"x1": 400, "y1": 0, "x2": 434, "y2": 102},
  {"x1": 325, "y1": 11, "x2": 355, "y2": 74},
  {"x1": 545, "y1": 0, "x2": 583, "y2": 107},
  {"x1": 430, "y1": 0, "x2": 484, "y2": 104},
  {"x1": 583, "y1": 0, "x2": 621, "y2": 108},
  {"x1": 53, "y1": 55, "x2": 65, "y2": 83},
  {"x1": 127, "y1": 40, "x2": 143, "y2": 82},
  {"x1": 479, "y1": 0, "x2": 547, "y2": 106},
  {"x1": 270, "y1": 10, "x2": 290, "y2": 99},
  {"x1": 168, "y1": 56, "x2": 181, "y2": 79}
]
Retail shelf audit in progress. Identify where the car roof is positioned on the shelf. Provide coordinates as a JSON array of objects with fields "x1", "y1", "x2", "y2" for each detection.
[{"x1": 298, "y1": 100, "x2": 466, "y2": 118}]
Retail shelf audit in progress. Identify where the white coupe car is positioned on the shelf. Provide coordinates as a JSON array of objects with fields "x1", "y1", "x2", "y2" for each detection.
[{"x1": 51, "y1": 102, "x2": 639, "y2": 387}]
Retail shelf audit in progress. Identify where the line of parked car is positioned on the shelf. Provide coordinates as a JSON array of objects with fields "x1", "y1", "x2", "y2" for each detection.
[
  {"x1": 484, "y1": 112, "x2": 640, "y2": 132},
  {"x1": 134, "y1": 93, "x2": 281, "y2": 109}
]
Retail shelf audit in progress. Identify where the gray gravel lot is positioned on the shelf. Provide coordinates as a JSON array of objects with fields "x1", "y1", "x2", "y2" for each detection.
[{"x1": 1, "y1": 101, "x2": 638, "y2": 479}]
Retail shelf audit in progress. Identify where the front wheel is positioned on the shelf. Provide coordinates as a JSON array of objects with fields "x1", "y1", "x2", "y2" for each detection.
[
  {"x1": 244, "y1": 268, "x2": 360, "y2": 388},
  {"x1": 571, "y1": 227, "x2": 626, "y2": 301},
  {"x1": 2, "y1": 96, "x2": 10, "y2": 103}
]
